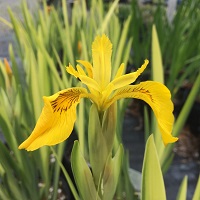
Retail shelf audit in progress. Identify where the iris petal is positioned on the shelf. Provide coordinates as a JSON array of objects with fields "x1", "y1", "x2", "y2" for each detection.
[
  {"x1": 77, "y1": 60, "x2": 93, "y2": 78},
  {"x1": 66, "y1": 64, "x2": 79, "y2": 78},
  {"x1": 114, "y1": 63, "x2": 125, "y2": 79},
  {"x1": 106, "y1": 81, "x2": 178, "y2": 145},
  {"x1": 77, "y1": 65, "x2": 87, "y2": 76},
  {"x1": 79, "y1": 75, "x2": 101, "y2": 92},
  {"x1": 18, "y1": 88, "x2": 88, "y2": 151},
  {"x1": 92, "y1": 34, "x2": 112, "y2": 88},
  {"x1": 110, "y1": 60, "x2": 149, "y2": 90}
]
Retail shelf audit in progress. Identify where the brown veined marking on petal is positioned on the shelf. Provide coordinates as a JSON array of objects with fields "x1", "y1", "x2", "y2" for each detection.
[
  {"x1": 51, "y1": 89, "x2": 81, "y2": 114},
  {"x1": 121, "y1": 86, "x2": 153, "y2": 102},
  {"x1": 105, "y1": 85, "x2": 154, "y2": 110},
  {"x1": 137, "y1": 88, "x2": 154, "y2": 102}
]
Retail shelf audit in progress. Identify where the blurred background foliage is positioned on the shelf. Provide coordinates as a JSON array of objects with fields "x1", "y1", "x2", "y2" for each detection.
[{"x1": 0, "y1": 0, "x2": 199, "y2": 199}]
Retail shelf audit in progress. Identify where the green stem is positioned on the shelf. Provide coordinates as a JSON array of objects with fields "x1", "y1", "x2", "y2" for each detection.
[
  {"x1": 52, "y1": 143, "x2": 65, "y2": 200},
  {"x1": 50, "y1": 147, "x2": 80, "y2": 200}
]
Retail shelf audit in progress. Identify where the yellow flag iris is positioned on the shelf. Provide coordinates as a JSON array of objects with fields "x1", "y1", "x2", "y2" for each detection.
[{"x1": 19, "y1": 34, "x2": 178, "y2": 151}]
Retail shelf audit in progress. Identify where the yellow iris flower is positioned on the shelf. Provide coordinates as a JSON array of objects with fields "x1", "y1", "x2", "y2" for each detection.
[{"x1": 19, "y1": 34, "x2": 178, "y2": 151}]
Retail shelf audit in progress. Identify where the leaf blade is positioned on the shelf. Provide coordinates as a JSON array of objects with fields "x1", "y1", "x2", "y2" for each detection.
[{"x1": 141, "y1": 135, "x2": 166, "y2": 200}]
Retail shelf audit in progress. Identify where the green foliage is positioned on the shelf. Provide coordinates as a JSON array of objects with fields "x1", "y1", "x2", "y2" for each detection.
[
  {"x1": 88, "y1": 104, "x2": 123, "y2": 199},
  {"x1": 192, "y1": 175, "x2": 200, "y2": 200},
  {"x1": 176, "y1": 176, "x2": 188, "y2": 200},
  {"x1": 145, "y1": 20, "x2": 200, "y2": 174},
  {"x1": 72, "y1": 104, "x2": 123, "y2": 200},
  {"x1": 0, "y1": 0, "x2": 132, "y2": 199},
  {"x1": 71, "y1": 141, "x2": 98, "y2": 200},
  {"x1": 0, "y1": 58, "x2": 52, "y2": 199},
  {"x1": 88, "y1": 104, "x2": 110, "y2": 188},
  {"x1": 130, "y1": 0, "x2": 200, "y2": 93},
  {"x1": 141, "y1": 135, "x2": 166, "y2": 200},
  {"x1": 103, "y1": 144, "x2": 123, "y2": 200}
]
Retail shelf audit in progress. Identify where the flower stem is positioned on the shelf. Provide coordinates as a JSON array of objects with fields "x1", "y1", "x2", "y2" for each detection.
[{"x1": 50, "y1": 147, "x2": 80, "y2": 200}]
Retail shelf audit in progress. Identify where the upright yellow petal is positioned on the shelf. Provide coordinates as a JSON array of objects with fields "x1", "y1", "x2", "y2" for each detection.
[
  {"x1": 106, "y1": 81, "x2": 178, "y2": 145},
  {"x1": 77, "y1": 65, "x2": 87, "y2": 76},
  {"x1": 77, "y1": 60, "x2": 93, "y2": 78},
  {"x1": 18, "y1": 88, "x2": 88, "y2": 151},
  {"x1": 66, "y1": 63, "x2": 100, "y2": 99},
  {"x1": 66, "y1": 64, "x2": 79, "y2": 78},
  {"x1": 79, "y1": 75, "x2": 101, "y2": 92},
  {"x1": 113, "y1": 63, "x2": 125, "y2": 79},
  {"x1": 92, "y1": 34, "x2": 112, "y2": 89}
]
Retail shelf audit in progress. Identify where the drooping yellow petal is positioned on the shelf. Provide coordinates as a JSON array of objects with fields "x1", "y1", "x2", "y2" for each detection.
[
  {"x1": 18, "y1": 88, "x2": 88, "y2": 151},
  {"x1": 92, "y1": 34, "x2": 112, "y2": 89},
  {"x1": 110, "y1": 59, "x2": 149, "y2": 90},
  {"x1": 106, "y1": 81, "x2": 178, "y2": 145}
]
